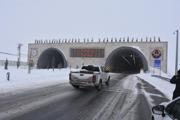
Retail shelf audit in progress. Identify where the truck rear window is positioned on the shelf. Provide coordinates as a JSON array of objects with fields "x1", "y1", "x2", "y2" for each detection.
[{"x1": 82, "y1": 66, "x2": 100, "y2": 72}]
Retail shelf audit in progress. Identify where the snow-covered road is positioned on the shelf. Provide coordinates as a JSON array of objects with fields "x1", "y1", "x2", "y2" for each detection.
[
  {"x1": 0, "y1": 67, "x2": 176, "y2": 120},
  {"x1": 0, "y1": 67, "x2": 175, "y2": 99},
  {"x1": 0, "y1": 74, "x2": 170, "y2": 120}
]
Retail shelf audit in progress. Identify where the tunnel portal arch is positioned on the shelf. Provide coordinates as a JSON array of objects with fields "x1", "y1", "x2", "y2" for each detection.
[
  {"x1": 105, "y1": 46, "x2": 148, "y2": 73},
  {"x1": 37, "y1": 48, "x2": 67, "y2": 69}
]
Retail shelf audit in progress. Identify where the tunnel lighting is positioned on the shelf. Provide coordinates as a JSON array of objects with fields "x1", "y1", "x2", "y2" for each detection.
[{"x1": 105, "y1": 47, "x2": 148, "y2": 73}]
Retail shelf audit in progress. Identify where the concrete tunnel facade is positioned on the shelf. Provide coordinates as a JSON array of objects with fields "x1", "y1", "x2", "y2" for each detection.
[
  {"x1": 36, "y1": 46, "x2": 148, "y2": 73},
  {"x1": 28, "y1": 40, "x2": 167, "y2": 73}
]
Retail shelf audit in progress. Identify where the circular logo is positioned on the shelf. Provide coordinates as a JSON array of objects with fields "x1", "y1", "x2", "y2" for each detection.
[
  {"x1": 31, "y1": 49, "x2": 38, "y2": 57},
  {"x1": 152, "y1": 49, "x2": 161, "y2": 58}
]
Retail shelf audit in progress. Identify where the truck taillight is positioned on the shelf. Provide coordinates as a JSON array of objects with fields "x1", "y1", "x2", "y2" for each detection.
[
  {"x1": 69, "y1": 73, "x2": 71, "y2": 80},
  {"x1": 92, "y1": 75, "x2": 96, "y2": 83}
]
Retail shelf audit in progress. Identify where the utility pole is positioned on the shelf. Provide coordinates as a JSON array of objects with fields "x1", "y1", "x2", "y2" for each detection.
[
  {"x1": 28, "y1": 48, "x2": 32, "y2": 74},
  {"x1": 17, "y1": 43, "x2": 23, "y2": 68},
  {"x1": 174, "y1": 30, "x2": 179, "y2": 75}
]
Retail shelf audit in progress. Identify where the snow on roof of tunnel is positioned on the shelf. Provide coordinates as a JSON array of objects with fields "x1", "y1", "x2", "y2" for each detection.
[{"x1": 130, "y1": 46, "x2": 145, "y2": 56}]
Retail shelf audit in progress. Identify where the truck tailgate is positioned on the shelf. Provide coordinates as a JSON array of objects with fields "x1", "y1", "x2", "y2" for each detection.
[{"x1": 71, "y1": 72, "x2": 94, "y2": 81}]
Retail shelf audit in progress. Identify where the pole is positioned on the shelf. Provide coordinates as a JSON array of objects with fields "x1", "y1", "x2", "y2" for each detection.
[
  {"x1": 28, "y1": 48, "x2": 32, "y2": 74},
  {"x1": 17, "y1": 43, "x2": 22, "y2": 68},
  {"x1": 175, "y1": 30, "x2": 179, "y2": 75}
]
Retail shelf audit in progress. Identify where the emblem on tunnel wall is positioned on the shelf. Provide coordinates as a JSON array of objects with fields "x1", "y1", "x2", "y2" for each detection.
[
  {"x1": 152, "y1": 49, "x2": 161, "y2": 59},
  {"x1": 31, "y1": 48, "x2": 38, "y2": 57}
]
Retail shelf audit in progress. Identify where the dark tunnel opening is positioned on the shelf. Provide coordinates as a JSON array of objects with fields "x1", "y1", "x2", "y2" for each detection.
[
  {"x1": 37, "y1": 48, "x2": 67, "y2": 69},
  {"x1": 105, "y1": 47, "x2": 148, "y2": 73}
]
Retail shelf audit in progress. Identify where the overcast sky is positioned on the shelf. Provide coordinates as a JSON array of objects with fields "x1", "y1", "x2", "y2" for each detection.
[{"x1": 0, "y1": 0, "x2": 180, "y2": 74}]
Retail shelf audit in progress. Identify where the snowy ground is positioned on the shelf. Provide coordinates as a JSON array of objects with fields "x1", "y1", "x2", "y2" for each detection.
[
  {"x1": 0, "y1": 66, "x2": 175, "y2": 100},
  {"x1": 136, "y1": 70, "x2": 175, "y2": 100},
  {"x1": 0, "y1": 66, "x2": 72, "y2": 94}
]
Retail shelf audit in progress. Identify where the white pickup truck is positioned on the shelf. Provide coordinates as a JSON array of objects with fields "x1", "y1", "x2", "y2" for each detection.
[{"x1": 69, "y1": 65, "x2": 110, "y2": 90}]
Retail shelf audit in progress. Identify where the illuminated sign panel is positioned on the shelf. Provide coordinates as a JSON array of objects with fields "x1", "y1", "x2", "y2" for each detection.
[{"x1": 70, "y1": 48, "x2": 104, "y2": 58}]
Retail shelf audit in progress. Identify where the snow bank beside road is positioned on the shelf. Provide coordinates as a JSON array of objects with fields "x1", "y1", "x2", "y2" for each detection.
[
  {"x1": 136, "y1": 73, "x2": 175, "y2": 100},
  {"x1": 0, "y1": 67, "x2": 71, "y2": 94}
]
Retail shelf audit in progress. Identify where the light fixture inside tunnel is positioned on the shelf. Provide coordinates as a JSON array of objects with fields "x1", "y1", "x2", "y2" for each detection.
[
  {"x1": 37, "y1": 48, "x2": 67, "y2": 69},
  {"x1": 105, "y1": 47, "x2": 148, "y2": 73}
]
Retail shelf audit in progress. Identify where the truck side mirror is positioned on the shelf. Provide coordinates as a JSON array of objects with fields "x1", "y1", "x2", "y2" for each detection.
[{"x1": 152, "y1": 105, "x2": 165, "y2": 117}]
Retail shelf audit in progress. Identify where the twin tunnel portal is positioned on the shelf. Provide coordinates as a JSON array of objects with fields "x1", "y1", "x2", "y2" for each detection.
[{"x1": 37, "y1": 46, "x2": 148, "y2": 73}]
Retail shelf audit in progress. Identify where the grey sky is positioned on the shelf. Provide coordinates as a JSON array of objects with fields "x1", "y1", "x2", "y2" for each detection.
[{"x1": 0, "y1": 0, "x2": 180, "y2": 74}]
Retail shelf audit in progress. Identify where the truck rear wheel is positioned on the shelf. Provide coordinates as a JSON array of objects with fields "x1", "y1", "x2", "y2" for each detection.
[
  {"x1": 72, "y1": 85, "x2": 79, "y2": 89},
  {"x1": 96, "y1": 80, "x2": 102, "y2": 91},
  {"x1": 105, "y1": 77, "x2": 110, "y2": 86}
]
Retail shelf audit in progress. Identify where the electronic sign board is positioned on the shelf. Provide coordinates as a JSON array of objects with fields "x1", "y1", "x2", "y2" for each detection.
[{"x1": 70, "y1": 48, "x2": 104, "y2": 58}]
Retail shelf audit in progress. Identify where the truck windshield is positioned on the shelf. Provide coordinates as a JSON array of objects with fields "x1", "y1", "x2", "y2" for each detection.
[{"x1": 82, "y1": 66, "x2": 100, "y2": 72}]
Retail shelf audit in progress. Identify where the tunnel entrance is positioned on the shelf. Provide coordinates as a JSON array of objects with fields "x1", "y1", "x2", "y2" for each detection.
[
  {"x1": 37, "y1": 48, "x2": 67, "y2": 69},
  {"x1": 105, "y1": 46, "x2": 148, "y2": 73}
]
